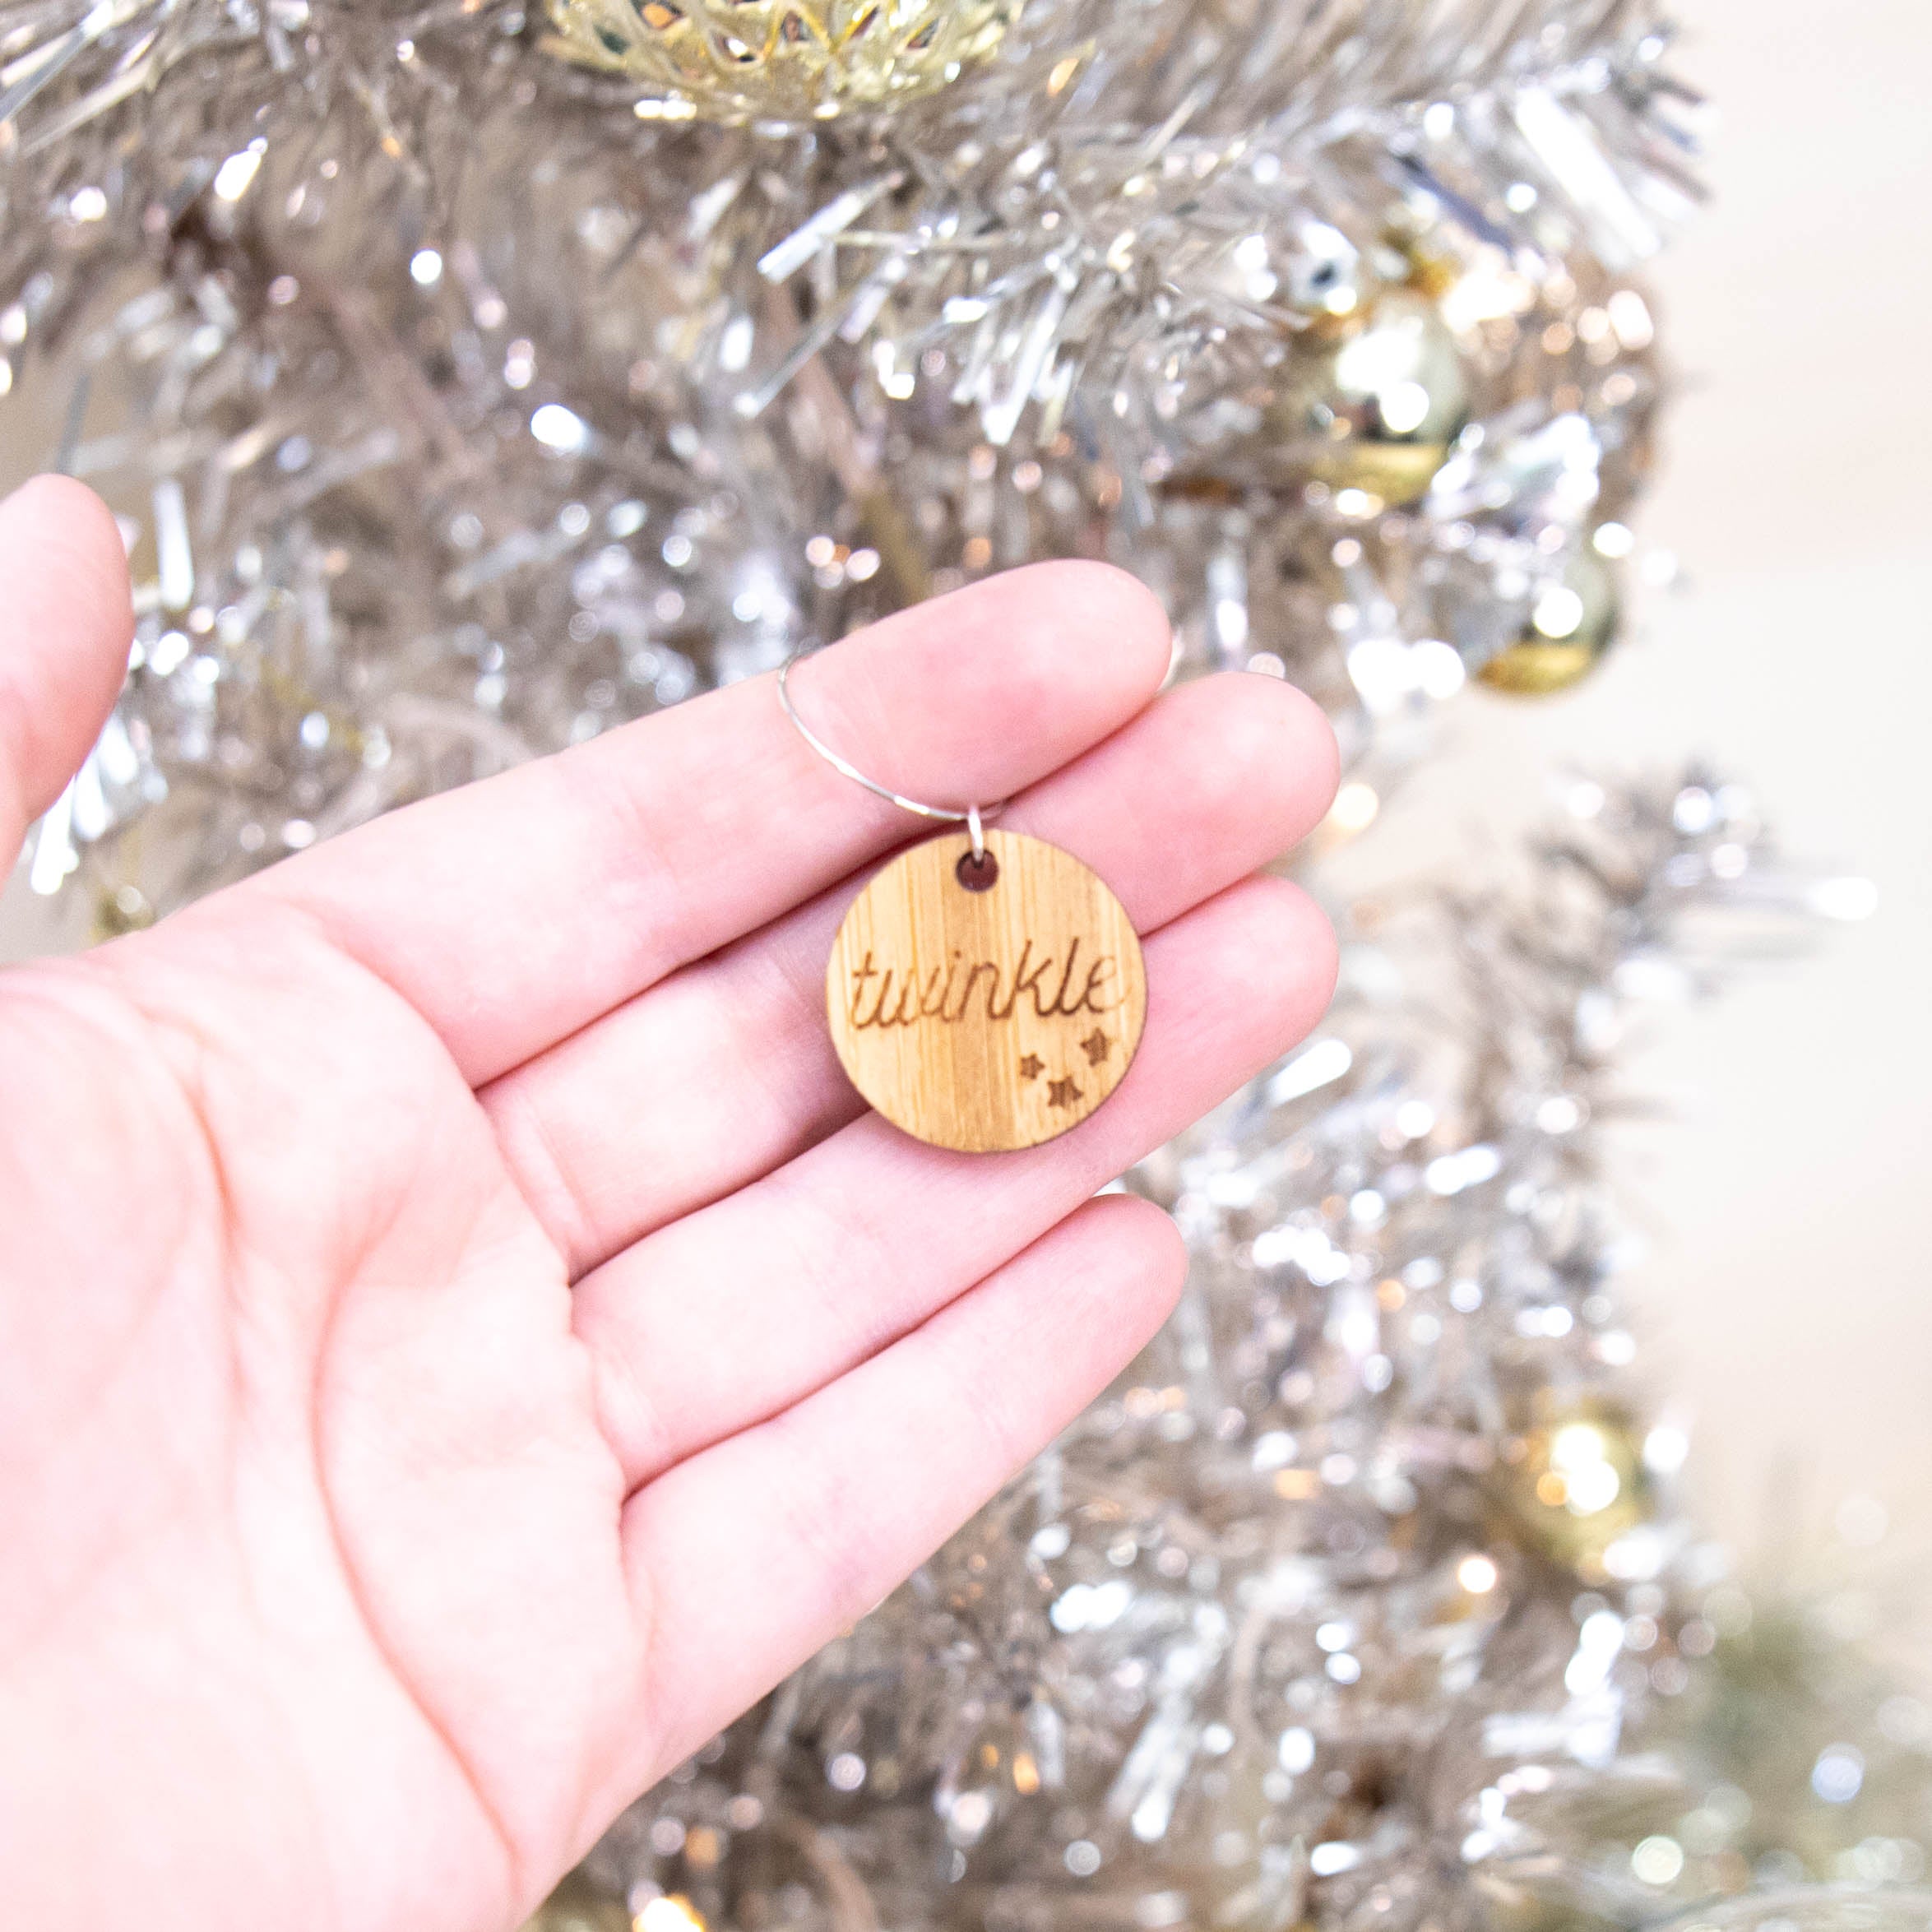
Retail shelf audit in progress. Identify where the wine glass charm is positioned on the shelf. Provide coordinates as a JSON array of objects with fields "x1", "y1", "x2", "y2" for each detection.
[{"x1": 780, "y1": 658, "x2": 1147, "y2": 1153}]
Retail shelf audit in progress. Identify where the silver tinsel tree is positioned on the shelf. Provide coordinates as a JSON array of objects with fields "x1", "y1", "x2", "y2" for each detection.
[
  {"x1": 2, "y1": 0, "x2": 1690, "y2": 917},
  {"x1": 1, "y1": 2, "x2": 1918, "y2": 1929}
]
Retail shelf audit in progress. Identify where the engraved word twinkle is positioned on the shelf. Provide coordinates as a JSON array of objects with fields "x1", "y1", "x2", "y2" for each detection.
[{"x1": 827, "y1": 828, "x2": 1147, "y2": 1153}]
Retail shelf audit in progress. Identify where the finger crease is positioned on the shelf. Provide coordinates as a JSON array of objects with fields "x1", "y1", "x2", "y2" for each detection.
[{"x1": 487, "y1": 1076, "x2": 601, "y2": 1282}]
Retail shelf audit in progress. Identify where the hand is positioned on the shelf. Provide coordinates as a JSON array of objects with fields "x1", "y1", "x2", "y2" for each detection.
[{"x1": 0, "y1": 476, "x2": 1339, "y2": 1932}]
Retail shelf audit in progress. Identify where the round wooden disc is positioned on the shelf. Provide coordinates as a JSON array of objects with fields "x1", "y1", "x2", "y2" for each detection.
[{"x1": 826, "y1": 827, "x2": 1147, "y2": 1153}]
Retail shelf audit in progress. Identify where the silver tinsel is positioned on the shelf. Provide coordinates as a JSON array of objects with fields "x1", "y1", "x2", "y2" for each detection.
[{"x1": 0, "y1": 0, "x2": 1698, "y2": 921}]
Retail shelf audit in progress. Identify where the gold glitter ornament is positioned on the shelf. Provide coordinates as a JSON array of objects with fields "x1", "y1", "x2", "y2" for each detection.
[
  {"x1": 1498, "y1": 1400, "x2": 1651, "y2": 1578},
  {"x1": 544, "y1": 0, "x2": 1025, "y2": 121},
  {"x1": 1275, "y1": 288, "x2": 1470, "y2": 507},
  {"x1": 1477, "y1": 549, "x2": 1619, "y2": 696}
]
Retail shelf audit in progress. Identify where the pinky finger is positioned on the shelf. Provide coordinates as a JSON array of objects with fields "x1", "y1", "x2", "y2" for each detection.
[{"x1": 613, "y1": 1194, "x2": 1187, "y2": 1791}]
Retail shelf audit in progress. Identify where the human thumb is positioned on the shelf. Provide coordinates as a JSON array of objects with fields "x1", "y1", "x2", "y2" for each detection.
[{"x1": 0, "y1": 475, "x2": 133, "y2": 879}]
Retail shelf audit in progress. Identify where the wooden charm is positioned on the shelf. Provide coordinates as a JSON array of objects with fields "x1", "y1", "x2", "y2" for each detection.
[{"x1": 826, "y1": 827, "x2": 1147, "y2": 1153}]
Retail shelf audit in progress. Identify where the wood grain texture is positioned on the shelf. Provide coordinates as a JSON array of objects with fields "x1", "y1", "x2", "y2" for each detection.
[{"x1": 826, "y1": 827, "x2": 1147, "y2": 1153}]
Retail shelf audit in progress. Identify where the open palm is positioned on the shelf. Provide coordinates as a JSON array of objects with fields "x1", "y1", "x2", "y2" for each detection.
[{"x1": 0, "y1": 477, "x2": 1338, "y2": 1932}]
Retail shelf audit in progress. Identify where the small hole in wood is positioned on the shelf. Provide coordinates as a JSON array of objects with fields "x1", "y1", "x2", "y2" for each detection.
[{"x1": 956, "y1": 848, "x2": 999, "y2": 892}]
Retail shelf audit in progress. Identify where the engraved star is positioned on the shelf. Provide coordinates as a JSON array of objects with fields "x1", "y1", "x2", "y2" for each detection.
[
  {"x1": 1079, "y1": 1028, "x2": 1112, "y2": 1066},
  {"x1": 1046, "y1": 1076, "x2": 1082, "y2": 1110},
  {"x1": 1017, "y1": 1054, "x2": 1045, "y2": 1081}
]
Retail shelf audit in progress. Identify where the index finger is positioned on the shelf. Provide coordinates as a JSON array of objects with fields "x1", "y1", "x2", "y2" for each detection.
[
  {"x1": 233, "y1": 563, "x2": 1174, "y2": 1086},
  {"x1": 0, "y1": 478, "x2": 132, "y2": 869}
]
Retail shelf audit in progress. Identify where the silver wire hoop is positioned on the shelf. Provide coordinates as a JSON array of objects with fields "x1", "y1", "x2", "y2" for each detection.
[{"x1": 777, "y1": 655, "x2": 1002, "y2": 860}]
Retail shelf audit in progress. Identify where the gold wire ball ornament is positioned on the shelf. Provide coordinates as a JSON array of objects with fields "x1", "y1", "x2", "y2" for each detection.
[
  {"x1": 1272, "y1": 286, "x2": 1471, "y2": 507},
  {"x1": 1477, "y1": 549, "x2": 1620, "y2": 697},
  {"x1": 543, "y1": 0, "x2": 1026, "y2": 120}
]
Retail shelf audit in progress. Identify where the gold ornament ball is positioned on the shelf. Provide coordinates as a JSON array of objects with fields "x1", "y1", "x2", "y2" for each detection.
[
  {"x1": 1276, "y1": 287, "x2": 1471, "y2": 507},
  {"x1": 1477, "y1": 549, "x2": 1620, "y2": 697},
  {"x1": 1499, "y1": 1401, "x2": 1652, "y2": 1577},
  {"x1": 545, "y1": 0, "x2": 1024, "y2": 121},
  {"x1": 517, "y1": 1872, "x2": 632, "y2": 1932},
  {"x1": 94, "y1": 879, "x2": 156, "y2": 940}
]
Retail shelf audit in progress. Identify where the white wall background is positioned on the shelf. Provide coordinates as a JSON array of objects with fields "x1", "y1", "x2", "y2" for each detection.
[{"x1": 4, "y1": 0, "x2": 1928, "y2": 1587}]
